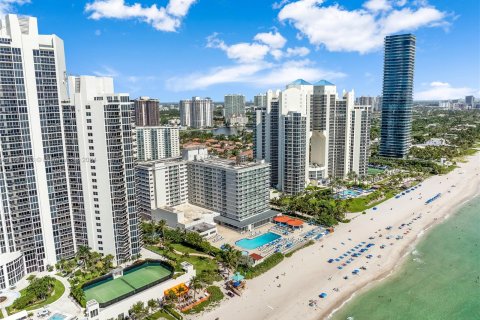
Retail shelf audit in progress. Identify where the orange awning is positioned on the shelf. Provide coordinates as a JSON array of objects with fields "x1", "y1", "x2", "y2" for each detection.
[
  {"x1": 164, "y1": 283, "x2": 189, "y2": 296},
  {"x1": 286, "y1": 219, "x2": 304, "y2": 227},
  {"x1": 273, "y1": 216, "x2": 291, "y2": 223}
]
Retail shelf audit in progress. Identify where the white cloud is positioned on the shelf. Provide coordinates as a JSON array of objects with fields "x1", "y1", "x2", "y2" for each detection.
[
  {"x1": 381, "y1": 7, "x2": 447, "y2": 34},
  {"x1": 285, "y1": 46, "x2": 310, "y2": 57},
  {"x1": 415, "y1": 82, "x2": 479, "y2": 100},
  {"x1": 0, "y1": 0, "x2": 30, "y2": 16},
  {"x1": 166, "y1": 62, "x2": 270, "y2": 91},
  {"x1": 166, "y1": 0, "x2": 197, "y2": 17},
  {"x1": 85, "y1": 0, "x2": 197, "y2": 32},
  {"x1": 253, "y1": 59, "x2": 345, "y2": 87},
  {"x1": 207, "y1": 31, "x2": 311, "y2": 62},
  {"x1": 93, "y1": 65, "x2": 120, "y2": 77},
  {"x1": 254, "y1": 31, "x2": 287, "y2": 49},
  {"x1": 166, "y1": 29, "x2": 343, "y2": 91},
  {"x1": 278, "y1": 0, "x2": 449, "y2": 53},
  {"x1": 272, "y1": 0, "x2": 291, "y2": 10},
  {"x1": 364, "y1": 0, "x2": 391, "y2": 12},
  {"x1": 207, "y1": 33, "x2": 270, "y2": 63},
  {"x1": 165, "y1": 59, "x2": 345, "y2": 91}
]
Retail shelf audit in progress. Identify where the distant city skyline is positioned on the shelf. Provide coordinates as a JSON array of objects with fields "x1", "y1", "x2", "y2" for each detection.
[{"x1": 2, "y1": 0, "x2": 479, "y2": 101}]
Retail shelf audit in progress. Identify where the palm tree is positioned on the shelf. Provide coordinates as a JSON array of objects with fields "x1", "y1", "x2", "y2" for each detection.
[
  {"x1": 155, "y1": 219, "x2": 167, "y2": 244},
  {"x1": 130, "y1": 301, "x2": 146, "y2": 319},
  {"x1": 147, "y1": 299, "x2": 158, "y2": 313},
  {"x1": 76, "y1": 245, "x2": 91, "y2": 270},
  {"x1": 189, "y1": 276, "x2": 204, "y2": 300},
  {"x1": 219, "y1": 244, "x2": 242, "y2": 274}
]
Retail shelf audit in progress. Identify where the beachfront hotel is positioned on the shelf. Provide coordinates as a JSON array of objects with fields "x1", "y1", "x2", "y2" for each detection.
[
  {"x1": 254, "y1": 80, "x2": 372, "y2": 194},
  {"x1": 188, "y1": 157, "x2": 275, "y2": 231},
  {"x1": 379, "y1": 34, "x2": 416, "y2": 158}
]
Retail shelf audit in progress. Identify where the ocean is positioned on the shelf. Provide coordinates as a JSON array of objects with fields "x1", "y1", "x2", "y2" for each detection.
[{"x1": 332, "y1": 196, "x2": 480, "y2": 320}]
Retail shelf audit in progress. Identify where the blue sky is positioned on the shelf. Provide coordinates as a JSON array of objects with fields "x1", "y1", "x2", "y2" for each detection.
[{"x1": 3, "y1": 0, "x2": 480, "y2": 101}]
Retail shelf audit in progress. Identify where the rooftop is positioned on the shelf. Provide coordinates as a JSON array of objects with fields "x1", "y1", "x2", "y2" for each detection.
[
  {"x1": 187, "y1": 222, "x2": 216, "y2": 233},
  {"x1": 314, "y1": 80, "x2": 334, "y2": 86},
  {"x1": 289, "y1": 79, "x2": 312, "y2": 86},
  {"x1": 191, "y1": 156, "x2": 268, "y2": 170},
  {"x1": 164, "y1": 202, "x2": 217, "y2": 223}
]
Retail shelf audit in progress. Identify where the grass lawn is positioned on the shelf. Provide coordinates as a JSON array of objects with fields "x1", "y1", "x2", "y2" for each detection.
[
  {"x1": 171, "y1": 243, "x2": 207, "y2": 255},
  {"x1": 146, "y1": 309, "x2": 176, "y2": 320},
  {"x1": 7, "y1": 279, "x2": 65, "y2": 314},
  {"x1": 367, "y1": 167, "x2": 384, "y2": 175},
  {"x1": 147, "y1": 246, "x2": 219, "y2": 276},
  {"x1": 346, "y1": 191, "x2": 396, "y2": 213},
  {"x1": 0, "y1": 309, "x2": 3, "y2": 319}
]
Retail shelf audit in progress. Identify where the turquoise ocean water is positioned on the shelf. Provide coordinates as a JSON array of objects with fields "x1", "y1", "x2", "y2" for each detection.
[{"x1": 333, "y1": 196, "x2": 480, "y2": 320}]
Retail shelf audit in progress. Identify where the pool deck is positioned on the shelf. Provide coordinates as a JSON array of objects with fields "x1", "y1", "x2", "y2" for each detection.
[{"x1": 210, "y1": 222, "x2": 319, "y2": 258}]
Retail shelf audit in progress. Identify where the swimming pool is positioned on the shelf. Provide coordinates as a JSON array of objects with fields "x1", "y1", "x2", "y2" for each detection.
[
  {"x1": 235, "y1": 232, "x2": 281, "y2": 250},
  {"x1": 48, "y1": 314, "x2": 67, "y2": 320}
]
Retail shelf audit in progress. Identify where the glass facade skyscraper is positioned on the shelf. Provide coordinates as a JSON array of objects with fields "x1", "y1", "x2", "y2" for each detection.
[{"x1": 379, "y1": 34, "x2": 416, "y2": 158}]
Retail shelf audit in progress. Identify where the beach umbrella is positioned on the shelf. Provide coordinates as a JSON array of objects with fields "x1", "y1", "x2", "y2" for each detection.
[
  {"x1": 231, "y1": 272, "x2": 245, "y2": 282},
  {"x1": 319, "y1": 293, "x2": 327, "y2": 298}
]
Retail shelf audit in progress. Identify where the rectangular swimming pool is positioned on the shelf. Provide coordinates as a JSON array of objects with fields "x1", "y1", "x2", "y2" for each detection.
[
  {"x1": 48, "y1": 314, "x2": 67, "y2": 320},
  {"x1": 235, "y1": 232, "x2": 281, "y2": 250}
]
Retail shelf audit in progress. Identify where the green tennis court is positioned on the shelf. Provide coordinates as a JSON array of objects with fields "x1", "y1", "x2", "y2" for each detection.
[
  {"x1": 122, "y1": 264, "x2": 172, "y2": 289},
  {"x1": 83, "y1": 262, "x2": 172, "y2": 304}
]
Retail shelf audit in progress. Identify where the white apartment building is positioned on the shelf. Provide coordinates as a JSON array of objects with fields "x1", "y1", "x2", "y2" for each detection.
[
  {"x1": 278, "y1": 80, "x2": 313, "y2": 193},
  {"x1": 0, "y1": 15, "x2": 76, "y2": 288},
  {"x1": 63, "y1": 75, "x2": 140, "y2": 264},
  {"x1": 136, "y1": 126, "x2": 180, "y2": 161},
  {"x1": 349, "y1": 106, "x2": 371, "y2": 177},
  {"x1": 135, "y1": 158, "x2": 188, "y2": 220},
  {"x1": 255, "y1": 79, "x2": 371, "y2": 194},
  {"x1": 254, "y1": 93, "x2": 267, "y2": 108},
  {"x1": 179, "y1": 96, "x2": 213, "y2": 128}
]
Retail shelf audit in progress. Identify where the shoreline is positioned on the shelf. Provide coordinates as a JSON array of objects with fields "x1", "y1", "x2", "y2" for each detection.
[
  {"x1": 192, "y1": 152, "x2": 480, "y2": 320},
  {"x1": 325, "y1": 185, "x2": 480, "y2": 319}
]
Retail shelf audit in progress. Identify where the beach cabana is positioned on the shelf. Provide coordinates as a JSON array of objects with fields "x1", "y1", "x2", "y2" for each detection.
[
  {"x1": 273, "y1": 216, "x2": 291, "y2": 224},
  {"x1": 286, "y1": 219, "x2": 304, "y2": 228}
]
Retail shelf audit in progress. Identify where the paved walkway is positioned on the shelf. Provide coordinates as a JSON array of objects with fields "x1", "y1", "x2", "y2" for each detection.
[
  {"x1": 8, "y1": 273, "x2": 83, "y2": 319},
  {"x1": 172, "y1": 249, "x2": 214, "y2": 259}
]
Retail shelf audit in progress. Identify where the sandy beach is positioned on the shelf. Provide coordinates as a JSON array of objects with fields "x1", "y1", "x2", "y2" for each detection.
[{"x1": 191, "y1": 152, "x2": 480, "y2": 320}]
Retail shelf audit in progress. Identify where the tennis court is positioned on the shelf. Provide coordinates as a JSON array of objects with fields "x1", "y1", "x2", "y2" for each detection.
[
  {"x1": 83, "y1": 262, "x2": 173, "y2": 304},
  {"x1": 122, "y1": 264, "x2": 172, "y2": 289}
]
